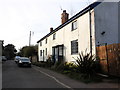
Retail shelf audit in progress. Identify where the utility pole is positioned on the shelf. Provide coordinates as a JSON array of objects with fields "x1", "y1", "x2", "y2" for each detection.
[{"x1": 29, "y1": 31, "x2": 31, "y2": 46}]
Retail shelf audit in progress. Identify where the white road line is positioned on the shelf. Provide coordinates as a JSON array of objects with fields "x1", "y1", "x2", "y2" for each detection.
[{"x1": 33, "y1": 67, "x2": 74, "y2": 90}]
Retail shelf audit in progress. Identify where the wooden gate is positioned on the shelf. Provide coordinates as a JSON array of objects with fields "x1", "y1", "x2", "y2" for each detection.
[{"x1": 96, "y1": 43, "x2": 120, "y2": 77}]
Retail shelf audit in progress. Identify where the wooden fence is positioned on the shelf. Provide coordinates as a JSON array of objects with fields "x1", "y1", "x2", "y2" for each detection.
[{"x1": 96, "y1": 43, "x2": 120, "y2": 77}]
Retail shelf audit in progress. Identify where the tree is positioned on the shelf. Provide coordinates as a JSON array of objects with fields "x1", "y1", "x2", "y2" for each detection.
[
  {"x1": 3, "y1": 44, "x2": 17, "y2": 60},
  {"x1": 18, "y1": 45, "x2": 38, "y2": 58}
]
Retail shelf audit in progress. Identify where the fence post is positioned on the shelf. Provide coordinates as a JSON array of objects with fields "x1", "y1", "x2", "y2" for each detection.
[{"x1": 105, "y1": 43, "x2": 109, "y2": 74}]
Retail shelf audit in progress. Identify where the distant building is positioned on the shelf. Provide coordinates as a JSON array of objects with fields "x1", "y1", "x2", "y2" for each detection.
[
  {"x1": 37, "y1": 1, "x2": 120, "y2": 63},
  {"x1": 0, "y1": 40, "x2": 4, "y2": 60}
]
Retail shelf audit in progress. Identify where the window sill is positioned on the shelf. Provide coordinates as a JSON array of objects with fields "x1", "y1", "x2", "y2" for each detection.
[
  {"x1": 71, "y1": 28, "x2": 77, "y2": 31},
  {"x1": 71, "y1": 53, "x2": 78, "y2": 55}
]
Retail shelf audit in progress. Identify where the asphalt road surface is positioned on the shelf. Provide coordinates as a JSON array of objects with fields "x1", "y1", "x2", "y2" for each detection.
[
  {"x1": 2, "y1": 60, "x2": 120, "y2": 89},
  {"x1": 2, "y1": 60, "x2": 66, "y2": 88}
]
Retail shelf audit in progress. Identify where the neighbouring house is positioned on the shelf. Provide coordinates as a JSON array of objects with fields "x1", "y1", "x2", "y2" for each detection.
[
  {"x1": 37, "y1": 1, "x2": 120, "y2": 76},
  {"x1": 0, "y1": 40, "x2": 4, "y2": 61}
]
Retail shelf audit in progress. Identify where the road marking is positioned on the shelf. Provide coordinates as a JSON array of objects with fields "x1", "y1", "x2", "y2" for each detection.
[{"x1": 33, "y1": 67, "x2": 74, "y2": 90}]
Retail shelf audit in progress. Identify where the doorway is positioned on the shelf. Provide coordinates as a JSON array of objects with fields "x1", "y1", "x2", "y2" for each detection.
[{"x1": 52, "y1": 45, "x2": 64, "y2": 63}]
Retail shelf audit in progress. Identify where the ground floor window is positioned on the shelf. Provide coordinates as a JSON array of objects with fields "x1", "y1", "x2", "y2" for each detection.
[
  {"x1": 46, "y1": 48, "x2": 47, "y2": 55},
  {"x1": 71, "y1": 39, "x2": 78, "y2": 54},
  {"x1": 40, "y1": 50, "x2": 42, "y2": 56}
]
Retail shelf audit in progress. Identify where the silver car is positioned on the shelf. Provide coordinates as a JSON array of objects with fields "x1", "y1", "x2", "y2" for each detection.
[
  {"x1": 17, "y1": 57, "x2": 31, "y2": 67},
  {"x1": 15, "y1": 56, "x2": 20, "y2": 63},
  {"x1": 2, "y1": 56, "x2": 7, "y2": 61}
]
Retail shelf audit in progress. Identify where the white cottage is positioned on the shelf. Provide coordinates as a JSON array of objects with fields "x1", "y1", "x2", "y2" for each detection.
[{"x1": 37, "y1": 1, "x2": 120, "y2": 64}]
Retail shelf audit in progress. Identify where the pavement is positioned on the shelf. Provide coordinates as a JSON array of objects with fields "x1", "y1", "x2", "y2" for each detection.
[{"x1": 2, "y1": 60, "x2": 120, "y2": 89}]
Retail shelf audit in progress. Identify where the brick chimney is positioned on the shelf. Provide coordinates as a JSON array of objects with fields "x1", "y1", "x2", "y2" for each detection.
[
  {"x1": 61, "y1": 10, "x2": 69, "y2": 24},
  {"x1": 50, "y1": 27, "x2": 53, "y2": 32}
]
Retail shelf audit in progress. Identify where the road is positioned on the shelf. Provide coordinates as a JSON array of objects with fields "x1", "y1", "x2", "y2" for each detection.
[
  {"x1": 2, "y1": 60, "x2": 67, "y2": 88},
  {"x1": 2, "y1": 60, "x2": 120, "y2": 89}
]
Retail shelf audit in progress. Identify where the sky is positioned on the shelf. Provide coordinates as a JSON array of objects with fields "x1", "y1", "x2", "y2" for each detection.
[{"x1": 0, "y1": 0, "x2": 96, "y2": 51}]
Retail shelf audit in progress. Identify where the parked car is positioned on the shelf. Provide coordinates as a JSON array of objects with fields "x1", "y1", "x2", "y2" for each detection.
[
  {"x1": 0, "y1": 56, "x2": 2, "y2": 62},
  {"x1": 14, "y1": 56, "x2": 20, "y2": 63},
  {"x1": 17, "y1": 57, "x2": 31, "y2": 67},
  {"x1": 2, "y1": 56, "x2": 7, "y2": 61}
]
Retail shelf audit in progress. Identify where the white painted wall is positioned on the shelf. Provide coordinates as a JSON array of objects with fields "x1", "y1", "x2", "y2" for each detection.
[
  {"x1": 38, "y1": 11, "x2": 94, "y2": 62},
  {"x1": 94, "y1": 2, "x2": 119, "y2": 46},
  {"x1": 38, "y1": 2, "x2": 119, "y2": 63}
]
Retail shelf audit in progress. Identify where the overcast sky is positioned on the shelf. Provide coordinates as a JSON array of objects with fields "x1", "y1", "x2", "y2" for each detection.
[{"x1": 0, "y1": 0, "x2": 96, "y2": 51}]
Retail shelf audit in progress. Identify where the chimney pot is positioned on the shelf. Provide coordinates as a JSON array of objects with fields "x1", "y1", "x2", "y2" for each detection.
[
  {"x1": 50, "y1": 27, "x2": 53, "y2": 32},
  {"x1": 63, "y1": 10, "x2": 66, "y2": 13}
]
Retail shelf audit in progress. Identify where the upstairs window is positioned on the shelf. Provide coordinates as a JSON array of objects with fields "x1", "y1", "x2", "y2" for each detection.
[
  {"x1": 40, "y1": 41, "x2": 42, "y2": 46},
  {"x1": 53, "y1": 33, "x2": 56, "y2": 40},
  {"x1": 71, "y1": 40, "x2": 78, "y2": 54},
  {"x1": 46, "y1": 48, "x2": 47, "y2": 55},
  {"x1": 72, "y1": 20, "x2": 77, "y2": 31},
  {"x1": 45, "y1": 38, "x2": 47, "y2": 44}
]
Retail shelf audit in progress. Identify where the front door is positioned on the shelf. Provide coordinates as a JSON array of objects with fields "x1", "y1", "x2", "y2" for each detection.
[
  {"x1": 52, "y1": 45, "x2": 64, "y2": 63},
  {"x1": 43, "y1": 50, "x2": 44, "y2": 61}
]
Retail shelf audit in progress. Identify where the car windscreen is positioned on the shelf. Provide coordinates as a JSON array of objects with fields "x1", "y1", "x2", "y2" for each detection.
[
  {"x1": 15, "y1": 56, "x2": 20, "y2": 58},
  {"x1": 20, "y1": 59, "x2": 30, "y2": 62}
]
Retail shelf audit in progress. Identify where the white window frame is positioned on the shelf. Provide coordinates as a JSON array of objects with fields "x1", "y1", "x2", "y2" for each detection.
[{"x1": 71, "y1": 20, "x2": 77, "y2": 31}]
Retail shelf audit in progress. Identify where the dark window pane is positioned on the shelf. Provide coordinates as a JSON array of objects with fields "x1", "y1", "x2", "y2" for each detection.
[
  {"x1": 53, "y1": 33, "x2": 56, "y2": 40},
  {"x1": 46, "y1": 38, "x2": 47, "y2": 44},
  {"x1": 46, "y1": 48, "x2": 47, "y2": 55},
  {"x1": 71, "y1": 40, "x2": 78, "y2": 54},
  {"x1": 40, "y1": 42, "x2": 42, "y2": 46},
  {"x1": 40, "y1": 50, "x2": 42, "y2": 56}
]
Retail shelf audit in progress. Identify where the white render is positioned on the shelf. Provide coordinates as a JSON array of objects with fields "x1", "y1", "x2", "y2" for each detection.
[
  {"x1": 37, "y1": 2, "x2": 119, "y2": 63},
  {"x1": 38, "y1": 11, "x2": 94, "y2": 62}
]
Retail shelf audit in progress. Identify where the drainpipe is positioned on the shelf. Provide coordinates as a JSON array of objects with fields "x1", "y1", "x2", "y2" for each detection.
[{"x1": 89, "y1": 9, "x2": 92, "y2": 56}]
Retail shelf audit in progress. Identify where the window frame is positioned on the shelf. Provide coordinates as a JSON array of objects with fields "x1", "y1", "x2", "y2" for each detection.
[
  {"x1": 53, "y1": 33, "x2": 56, "y2": 40},
  {"x1": 46, "y1": 48, "x2": 47, "y2": 55},
  {"x1": 71, "y1": 39, "x2": 78, "y2": 55},
  {"x1": 40, "y1": 41, "x2": 42, "y2": 46},
  {"x1": 71, "y1": 20, "x2": 77, "y2": 31},
  {"x1": 40, "y1": 50, "x2": 42, "y2": 56},
  {"x1": 45, "y1": 38, "x2": 47, "y2": 44}
]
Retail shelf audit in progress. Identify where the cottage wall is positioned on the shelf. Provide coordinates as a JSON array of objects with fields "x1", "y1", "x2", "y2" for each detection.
[{"x1": 38, "y1": 11, "x2": 95, "y2": 62}]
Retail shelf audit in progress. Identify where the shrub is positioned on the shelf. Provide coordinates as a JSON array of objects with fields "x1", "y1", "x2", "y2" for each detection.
[
  {"x1": 74, "y1": 52, "x2": 101, "y2": 79},
  {"x1": 63, "y1": 62, "x2": 78, "y2": 73},
  {"x1": 51, "y1": 61, "x2": 64, "y2": 71},
  {"x1": 46, "y1": 59, "x2": 54, "y2": 68}
]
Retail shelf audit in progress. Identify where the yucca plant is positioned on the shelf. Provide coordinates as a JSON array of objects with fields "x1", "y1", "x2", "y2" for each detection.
[{"x1": 74, "y1": 52, "x2": 99, "y2": 79}]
